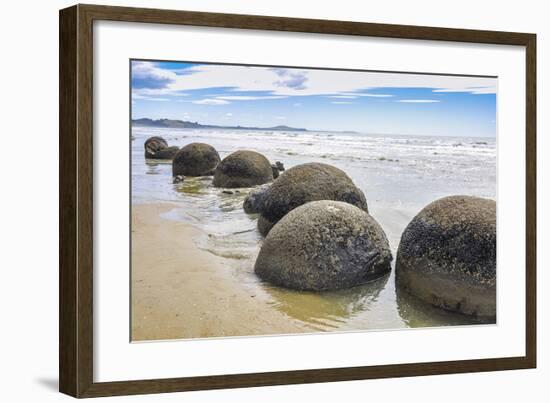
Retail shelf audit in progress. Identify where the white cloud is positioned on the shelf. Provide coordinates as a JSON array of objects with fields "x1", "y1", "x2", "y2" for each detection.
[
  {"x1": 132, "y1": 61, "x2": 175, "y2": 90},
  {"x1": 132, "y1": 62, "x2": 497, "y2": 98},
  {"x1": 275, "y1": 116, "x2": 287, "y2": 120},
  {"x1": 328, "y1": 95, "x2": 358, "y2": 99},
  {"x1": 192, "y1": 99, "x2": 230, "y2": 105},
  {"x1": 137, "y1": 97, "x2": 170, "y2": 102},
  {"x1": 327, "y1": 93, "x2": 393, "y2": 99},
  {"x1": 356, "y1": 93, "x2": 394, "y2": 98},
  {"x1": 331, "y1": 101, "x2": 354, "y2": 104},
  {"x1": 397, "y1": 99, "x2": 440, "y2": 103},
  {"x1": 225, "y1": 113, "x2": 233, "y2": 117},
  {"x1": 433, "y1": 86, "x2": 493, "y2": 94},
  {"x1": 216, "y1": 95, "x2": 287, "y2": 101},
  {"x1": 293, "y1": 103, "x2": 302, "y2": 107},
  {"x1": 131, "y1": 92, "x2": 170, "y2": 102}
]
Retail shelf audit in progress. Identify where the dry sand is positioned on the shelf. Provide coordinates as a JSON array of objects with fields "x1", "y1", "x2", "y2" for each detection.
[{"x1": 131, "y1": 203, "x2": 307, "y2": 341}]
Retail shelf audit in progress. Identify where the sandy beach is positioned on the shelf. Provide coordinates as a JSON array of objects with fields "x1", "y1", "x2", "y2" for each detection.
[{"x1": 131, "y1": 203, "x2": 308, "y2": 341}]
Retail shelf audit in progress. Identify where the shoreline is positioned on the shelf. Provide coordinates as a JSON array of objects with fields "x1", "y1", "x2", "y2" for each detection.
[{"x1": 131, "y1": 203, "x2": 307, "y2": 341}]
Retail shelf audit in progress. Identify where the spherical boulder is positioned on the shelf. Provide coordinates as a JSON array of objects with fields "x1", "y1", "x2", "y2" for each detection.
[
  {"x1": 395, "y1": 195, "x2": 496, "y2": 318},
  {"x1": 213, "y1": 150, "x2": 273, "y2": 188},
  {"x1": 258, "y1": 162, "x2": 368, "y2": 235},
  {"x1": 172, "y1": 143, "x2": 221, "y2": 176},
  {"x1": 144, "y1": 136, "x2": 168, "y2": 159},
  {"x1": 243, "y1": 183, "x2": 271, "y2": 214},
  {"x1": 254, "y1": 200, "x2": 392, "y2": 291}
]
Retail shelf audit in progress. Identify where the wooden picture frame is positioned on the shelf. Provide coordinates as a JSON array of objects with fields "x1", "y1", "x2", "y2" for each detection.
[{"x1": 59, "y1": 4, "x2": 536, "y2": 398}]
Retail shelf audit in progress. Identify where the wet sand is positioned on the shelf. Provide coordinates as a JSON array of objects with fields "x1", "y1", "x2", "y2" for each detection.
[{"x1": 131, "y1": 203, "x2": 307, "y2": 341}]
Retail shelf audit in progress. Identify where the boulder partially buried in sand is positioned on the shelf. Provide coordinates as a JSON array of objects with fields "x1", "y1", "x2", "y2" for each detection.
[
  {"x1": 243, "y1": 183, "x2": 271, "y2": 214},
  {"x1": 213, "y1": 150, "x2": 273, "y2": 188},
  {"x1": 395, "y1": 195, "x2": 496, "y2": 318},
  {"x1": 144, "y1": 136, "x2": 169, "y2": 159},
  {"x1": 257, "y1": 162, "x2": 368, "y2": 235},
  {"x1": 254, "y1": 200, "x2": 392, "y2": 291},
  {"x1": 172, "y1": 143, "x2": 221, "y2": 176}
]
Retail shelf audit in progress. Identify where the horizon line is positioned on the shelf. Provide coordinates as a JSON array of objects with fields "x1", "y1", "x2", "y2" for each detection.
[{"x1": 131, "y1": 117, "x2": 497, "y2": 139}]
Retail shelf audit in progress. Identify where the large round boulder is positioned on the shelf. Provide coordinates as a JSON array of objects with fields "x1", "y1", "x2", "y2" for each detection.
[
  {"x1": 243, "y1": 183, "x2": 271, "y2": 214},
  {"x1": 396, "y1": 195, "x2": 496, "y2": 318},
  {"x1": 213, "y1": 150, "x2": 273, "y2": 188},
  {"x1": 172, "y1": 143, "x2": 221, "y2": 176},
  {"x1": 254, "y1": 200, "x2": 392, "y2": 291},
  {"x1": 258, "y1": 163, "x2": 368, "y2": 235},
  {"x1": 144, "y1": 136, "x2": 168, "y2": 159}
]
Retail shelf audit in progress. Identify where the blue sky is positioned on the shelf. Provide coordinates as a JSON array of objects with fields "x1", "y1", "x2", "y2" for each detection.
[{"x1": 131, "y1": 61, "x2": 497, "y2": 137}]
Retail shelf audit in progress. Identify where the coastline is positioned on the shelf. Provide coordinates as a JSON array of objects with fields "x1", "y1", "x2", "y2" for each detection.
[{"x1": 131, "y1": 203, "x2": 307, "y2": 341}]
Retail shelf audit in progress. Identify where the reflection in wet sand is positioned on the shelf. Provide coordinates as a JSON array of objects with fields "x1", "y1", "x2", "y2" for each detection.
[
  {"x1": 263, "y1": 274, "x2": 389, "y2": 331},
  {"x1": 174, "y1": 176, "x2": 212, "y2": 195},
  {"x1": 145, "y1": 160, "x2": 172, "y2": 175},
  {"x1": 395, "y1": 283, "x2": 495, "y2": 327}
]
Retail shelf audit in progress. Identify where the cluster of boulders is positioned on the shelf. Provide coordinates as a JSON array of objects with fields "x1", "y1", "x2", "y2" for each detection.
[
  {"x1": 243, "y1": 162, "x2": 390, "y2": 291},
  {"x1": 246, "y1": 164, "x2": 496, "y2": 318},
  {"x1": 144, "y1": 136, "x2": 179, "y2": 160},
  {"x1": 143, "y1": 136, "x2": 497, "y2": 318},
  {"x1": 251, "y1": 179, "x2": 496, "y2": 317},
  {"x1": 145, "y1": 137, "x2": 284, "y2": 188}
]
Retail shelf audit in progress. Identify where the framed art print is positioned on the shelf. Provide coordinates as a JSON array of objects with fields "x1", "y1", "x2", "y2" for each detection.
[{"x1": 59, "y1": 4, "x2": 536, "y2": 398}]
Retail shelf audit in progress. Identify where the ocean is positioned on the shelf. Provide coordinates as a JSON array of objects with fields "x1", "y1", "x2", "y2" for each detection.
[{"x1": 132, "y1": 126, "x2": 496, "y2": 332}]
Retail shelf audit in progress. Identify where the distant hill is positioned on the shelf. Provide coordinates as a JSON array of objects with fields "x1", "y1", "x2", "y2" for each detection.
[{"x1": 132, "y1": 118, "x2": 307, "y2": 132}]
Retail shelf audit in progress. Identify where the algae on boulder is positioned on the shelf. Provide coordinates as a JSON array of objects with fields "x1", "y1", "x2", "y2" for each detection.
[{"x1": 396, "y1": 195, "x2": 496, "y2": 318}]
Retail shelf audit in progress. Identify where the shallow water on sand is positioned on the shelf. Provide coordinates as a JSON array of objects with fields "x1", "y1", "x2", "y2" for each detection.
[{"x1": 132, "y1": 127, "x2": 496, "y2": 333}]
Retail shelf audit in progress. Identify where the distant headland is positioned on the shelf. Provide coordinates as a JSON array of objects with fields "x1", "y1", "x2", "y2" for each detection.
[{"x1": 132, "y1": 118, "x2": 308, "y2": 132}]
